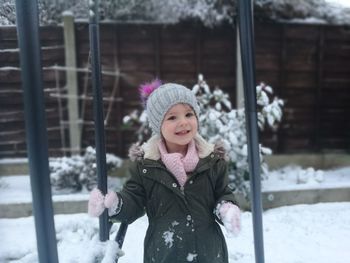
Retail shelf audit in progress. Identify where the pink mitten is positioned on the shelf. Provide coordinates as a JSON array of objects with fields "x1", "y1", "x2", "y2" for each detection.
[
  {"x1": 218, "y1": 202, "x2": 241, "y2": 236},
  {"x1": 104, "y1": 190, "x2": 119, "y2": 216},
  {"x1": 88, "y1": 188, "x2": 105, "y2": 217}
]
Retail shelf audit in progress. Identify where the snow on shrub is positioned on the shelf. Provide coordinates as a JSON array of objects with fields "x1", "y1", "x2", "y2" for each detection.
[
  {"x1": 195, "y1": 75, "x2": 283, "y2": 198},
  {"x1": 123, "y1": 75, "x2": 284, "y2": 199},
  {"x1": 49, "y1": 146, "x2": 123, "y2": 193},
  {"x1": 2, "y1": 0, "x2": 350, "y2": 26}
]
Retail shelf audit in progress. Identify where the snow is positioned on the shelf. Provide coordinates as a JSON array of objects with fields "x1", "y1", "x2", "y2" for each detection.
[
  {"x1": 262, "y1": 166, "x2": 350, "y2": 191},
  {"x1": 0, "y1": 165, "x2": 350, "y2": 262},
  {"x1": 1, "y1": 0, "x2": 350, "y2": 26},
  {"x1": 162, "y1": 231, "x2": 174, "y2": 248},
  {"x1": 0, "y1": 203, "x2": 349, "y2": 263},
  {"x1": 0, "y1": 175, "x2": 123, "y2": 204},
  {"x1": 186, "y1": 253, "x2": 198, "y2": 261},
  {"x1": 0, "y1": 158, "x2": 27, "y2": 164},
  {"x1": 1, "y1": 166, "x2": 350, "y2": 204}
]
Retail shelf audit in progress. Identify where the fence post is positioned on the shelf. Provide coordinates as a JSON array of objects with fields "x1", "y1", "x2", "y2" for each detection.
[
  {"x1": 14, "y1": 0, "x2": 59, "y2": 262},
  {"x1": 63, "y1": 12, "x2": 81, "y2": 155}
]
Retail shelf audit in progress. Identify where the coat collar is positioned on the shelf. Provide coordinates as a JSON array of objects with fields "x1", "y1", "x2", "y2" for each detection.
[
  {"x1": 129, "y1": 133, "x2": 214, "y2": 161},
  {"x1": 129, "y1": 134, "x2": 228, "y2": 200}
]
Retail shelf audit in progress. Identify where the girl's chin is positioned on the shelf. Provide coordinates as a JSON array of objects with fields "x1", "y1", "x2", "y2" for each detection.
[
  {"x1": 176, "y1": 137, "x2": 193, "y2": 145},
  {"x1": 175, "y1": 133, "x2": 193, "y2": 140}
]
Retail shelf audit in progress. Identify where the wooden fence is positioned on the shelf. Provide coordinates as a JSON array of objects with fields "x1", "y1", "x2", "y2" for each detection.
[
  {"x1": 0, "y1": 21, "x2": 349, "y2": 158},
  {"x1": 0, "y1": 26, "x2": 67, "y2": 157}
]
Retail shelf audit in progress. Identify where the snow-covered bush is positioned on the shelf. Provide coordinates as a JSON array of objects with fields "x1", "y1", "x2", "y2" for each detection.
[
  {"x1": 49, "y1": 146, "x2": 123, "y2": 193},
  {"x1": 193, "y1": 75, "x2": 283, "y2": 197},
  {"x1": 2, "y1": 0, "x2": 350, "y2": 26},
  {"x1": 0, "y1": 0, "x2": 15, "y2": 25},
  {"x1": 0, "y1": 0, "x2": 235, "y2": 27},
  {"x1": 123, "y1": 75, "x2": 284, "y2": 199}
]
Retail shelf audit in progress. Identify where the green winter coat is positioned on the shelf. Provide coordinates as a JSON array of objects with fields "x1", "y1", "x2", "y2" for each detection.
[{"x1": 110, "y1": 134, "x2": 238, "y2": 263}]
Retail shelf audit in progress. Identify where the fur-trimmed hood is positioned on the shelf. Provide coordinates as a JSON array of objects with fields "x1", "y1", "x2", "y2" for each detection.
[{"x1": 128, "y1": 133, "x2": 228, "y2": 162}]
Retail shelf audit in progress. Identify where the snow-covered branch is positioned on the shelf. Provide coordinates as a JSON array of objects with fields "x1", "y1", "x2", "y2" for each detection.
[{"x1": 1, "y1": 0, "x2": 349, "y2": 26}]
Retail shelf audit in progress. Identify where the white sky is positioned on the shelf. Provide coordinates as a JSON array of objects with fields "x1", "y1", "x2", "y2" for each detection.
[{"x1": 326, "y1": 0, "x2": 350, "y2": 8}]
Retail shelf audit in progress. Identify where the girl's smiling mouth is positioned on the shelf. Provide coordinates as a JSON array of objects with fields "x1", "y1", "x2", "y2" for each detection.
[{"x1": 175, "y1": 130, "x2": 190, "y2": 135}]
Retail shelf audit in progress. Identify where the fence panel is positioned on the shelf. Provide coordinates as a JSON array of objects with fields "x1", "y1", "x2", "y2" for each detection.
[{"x1": 0, "y1": 22, "x2": 349, "y2": 158}]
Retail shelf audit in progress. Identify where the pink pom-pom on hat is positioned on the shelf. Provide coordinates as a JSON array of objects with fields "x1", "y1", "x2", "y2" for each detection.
[{"x1": 139, "y1": 79, "x2": 162, "y2": 107}]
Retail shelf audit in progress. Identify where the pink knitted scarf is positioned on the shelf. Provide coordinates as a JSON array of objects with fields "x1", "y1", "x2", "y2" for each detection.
[{"x1": 158, "y1": 140, "x2": 199, "y2": 187}]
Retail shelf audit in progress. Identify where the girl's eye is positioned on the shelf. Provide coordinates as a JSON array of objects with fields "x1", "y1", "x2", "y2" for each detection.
[
  {"x1": 186, "y1": 112, "x2": 194, "y2": 117},
  {"x1": 167, "y1": 116, "x2": 176, "y2": 121}
]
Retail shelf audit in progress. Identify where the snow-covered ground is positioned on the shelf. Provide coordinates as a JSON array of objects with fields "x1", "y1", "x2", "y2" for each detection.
[
  {"x1": 1, "y1": 165, "x2": 349, "y2": 204},
  {"x1": 0, "y1": 203, "x2": 349, "y2": 263},
  {"x1": 0, "y1": 165, "x2": 350, "y2": 262},
  {"x1": 262, "y1": 165, "x2": 350, "y2": 191}
]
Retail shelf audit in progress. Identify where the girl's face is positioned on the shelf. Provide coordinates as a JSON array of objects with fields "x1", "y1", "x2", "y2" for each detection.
[{"x1": 161, "y1": 103, "x2": 198, "y2": 153}]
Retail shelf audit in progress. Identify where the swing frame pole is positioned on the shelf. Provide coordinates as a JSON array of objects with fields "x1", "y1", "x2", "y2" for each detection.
[
  {"x1": 15, "y1": 0, "x2": 59, "y2": 262},
  {"x1": 237, "y1": 0, "x2": 266, "y2": 262},
  {"x1": 88, "y1": 0, "x2": 109, "y2": 241},
  {"x1": 88, "y1": 2, "x2": 129, "y2": 252}
]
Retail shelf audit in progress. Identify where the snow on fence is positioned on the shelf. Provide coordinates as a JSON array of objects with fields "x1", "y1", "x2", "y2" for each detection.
[{"x1": 0, "y1": 21, "x2": 350, "y2": 158}]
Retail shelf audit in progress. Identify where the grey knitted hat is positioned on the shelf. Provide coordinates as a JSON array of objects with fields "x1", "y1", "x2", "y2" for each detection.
[{"x1": 145, "y1": 83, "x2": 200, "y2": 135}]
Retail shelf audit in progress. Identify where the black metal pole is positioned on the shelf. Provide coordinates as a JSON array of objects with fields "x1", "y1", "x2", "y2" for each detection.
[
  {"x1": 237, "y1": 1, "x2": 265, "y2": 263},
  {"x1": 88, "y1": 0, "x2": 109, "y2": 241},
  {"x1": 115, "y1": 222, "x2": 128, "y2": 263},
  {"x1": 14, "y1": 1, "x2": 59, "y2": 262}
]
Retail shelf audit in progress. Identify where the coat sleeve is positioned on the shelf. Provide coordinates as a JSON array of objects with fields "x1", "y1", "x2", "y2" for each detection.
[
  {"x1": 213, "y1": 158, "x2": 239, "y2": 207},
  {"x1": 110, "y1": 161, "x2": 146, "y2": 224},
  {"x1": 212, "y1": 158, "x2": 239, "y2": 224}
]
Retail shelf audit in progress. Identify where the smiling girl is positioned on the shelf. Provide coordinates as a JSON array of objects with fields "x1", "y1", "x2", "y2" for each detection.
[{"x1": 88, "y1": 81, "x2": 241, "y2": 263}]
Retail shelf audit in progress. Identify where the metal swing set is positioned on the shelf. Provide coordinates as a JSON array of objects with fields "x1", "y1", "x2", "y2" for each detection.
[{"x1": 14, "y1": 0, "x2": 265, "y2": 262}]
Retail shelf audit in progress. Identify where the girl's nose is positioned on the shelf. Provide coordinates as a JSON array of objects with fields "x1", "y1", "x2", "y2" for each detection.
[{"x1": 178, "y1": 117, "x2": 188, "y2": 126}]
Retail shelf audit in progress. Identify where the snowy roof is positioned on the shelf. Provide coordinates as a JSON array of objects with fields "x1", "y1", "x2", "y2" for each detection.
[{"x1": 1, "y1": 0, "x2": 350, "y2": 26}]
